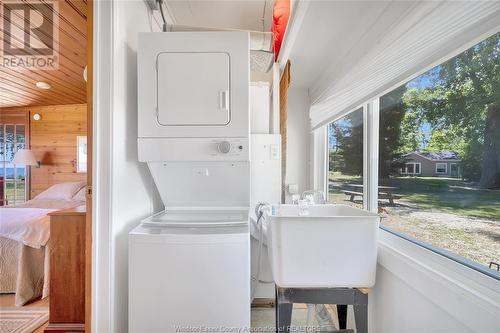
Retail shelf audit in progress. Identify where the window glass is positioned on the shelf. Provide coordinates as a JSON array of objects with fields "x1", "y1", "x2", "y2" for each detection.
[
  {"x1": 16, "y1": 125, "x2": 25, "y2": 143},
  {"x1": 328, "y1": 108, "x2": 364, "y2": 208},
  {"x1": 436, "y1": 163, "x2": 447, "y2": 174},
  {"x1": 378, "y1": 32, "x2": 500, "y2": 270},
  {"x1": 0, "y1": 123, "x2": 27, "y2": 205}
]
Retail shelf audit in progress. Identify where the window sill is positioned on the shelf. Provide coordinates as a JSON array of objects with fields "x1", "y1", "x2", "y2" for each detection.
[
  {"x1": 379, "y1": 225, "x2": 500, "y2": 281},
  {"x1": 377, "y1": 227, "x2": 500, "y2": 327}
]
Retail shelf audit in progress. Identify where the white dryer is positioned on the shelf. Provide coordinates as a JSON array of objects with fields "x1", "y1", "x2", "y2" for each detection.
[{"x1": 130, "y1": 31, "x2": 251, "y2": 332}]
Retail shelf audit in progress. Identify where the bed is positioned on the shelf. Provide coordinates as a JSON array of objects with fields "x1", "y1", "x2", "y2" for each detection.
[{"x1": 0, "y1": 181, "x2": 86, "y2": 306}]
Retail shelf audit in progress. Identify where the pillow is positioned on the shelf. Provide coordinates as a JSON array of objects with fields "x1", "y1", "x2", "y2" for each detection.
[
  {"x1": 34, "y1": 181, "x2": 86, "y2": 201},
  {"x1": 72, "y1": 187, "x2": 87, "y2": 201}
]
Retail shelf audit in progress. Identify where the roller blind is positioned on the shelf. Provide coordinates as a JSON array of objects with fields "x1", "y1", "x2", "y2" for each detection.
[{"x1": 309, "y1": 1, "x2": 500, "y2": 129}]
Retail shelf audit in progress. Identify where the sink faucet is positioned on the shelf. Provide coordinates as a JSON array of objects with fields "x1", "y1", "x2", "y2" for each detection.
[{"x1": 301, "y1": 190, "x2": 326, "y2": 204}]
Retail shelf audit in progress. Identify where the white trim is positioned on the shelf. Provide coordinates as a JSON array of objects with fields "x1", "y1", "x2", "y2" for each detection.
[
  {"x1": 92, "y1": 0, "x2": 114, "y2": 331},
  {"x1": 271, "y1": 63, "x2": 280, "y2": 135},
  {"x1": 277, "y1": 0, "x2": 311, "y2": 73},
  {"x1": 366, "y1": 99, "x2": 379, "y2": 213},
  {"x1": 362, "y1": 104, "x2": 368, "y2": 211},
  {"x1": 436, "y1": 162, "x2": 448, "y2": 174},
  {"x1": 378, "y1": 230, "x2": 500, "y2": 331},
  {"x1": 311, "y1": 126, "x2": 327, "y2": 200}
]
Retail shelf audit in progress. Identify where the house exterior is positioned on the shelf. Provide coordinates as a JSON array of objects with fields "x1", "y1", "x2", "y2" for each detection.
[{"x1": 399, "y1": 151, "x2": 461, "y2": 178}]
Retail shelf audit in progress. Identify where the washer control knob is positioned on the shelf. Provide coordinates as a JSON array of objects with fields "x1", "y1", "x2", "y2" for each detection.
[{"x1": 217, "y1": 141, "x2": 232, "y2": 154}]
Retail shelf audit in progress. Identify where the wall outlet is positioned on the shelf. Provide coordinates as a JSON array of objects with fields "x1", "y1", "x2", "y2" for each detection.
[
  {"x1": 287, "y1": 183, "x2": 299, "y2": 194},
  {"x1": 270, "y1": 144, "x2": 280, "y2": 160}
]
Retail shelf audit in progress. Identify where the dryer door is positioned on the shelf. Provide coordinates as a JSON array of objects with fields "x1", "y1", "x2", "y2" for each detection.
[{"x1": 157, "y1": 52, "x2": 231, "y2": 126}]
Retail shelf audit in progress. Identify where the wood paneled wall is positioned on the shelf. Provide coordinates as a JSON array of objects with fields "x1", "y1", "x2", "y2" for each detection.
[{"x1": 1, "y1": 104, "x2": 87, "y2": 198}]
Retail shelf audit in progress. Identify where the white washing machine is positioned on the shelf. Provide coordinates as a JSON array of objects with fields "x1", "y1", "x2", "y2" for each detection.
[
  {"x1": 130, "y1": 31, "x2": 251, "y2": 332},
  {"x1": 129, "y1": 209, "x2": 250, "y2": 332}
]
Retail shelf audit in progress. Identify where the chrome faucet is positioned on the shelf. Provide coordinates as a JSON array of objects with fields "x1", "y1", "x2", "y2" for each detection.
[{"x1": 301, "y1": 190, "x2": 326, "y2": 204}]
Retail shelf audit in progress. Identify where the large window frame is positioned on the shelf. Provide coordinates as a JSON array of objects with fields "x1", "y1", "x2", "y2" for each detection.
[
  {"x1": 320, "y1": 97, "x2": 500, "y2": 281},
  {"x1": 0, "y1": 122, "x2": 29, "y2": 206}
]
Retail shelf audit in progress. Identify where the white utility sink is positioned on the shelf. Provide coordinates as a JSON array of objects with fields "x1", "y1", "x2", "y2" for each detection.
[{"x1": 265, "y1": 204, "x2": 380, "y2": 288}]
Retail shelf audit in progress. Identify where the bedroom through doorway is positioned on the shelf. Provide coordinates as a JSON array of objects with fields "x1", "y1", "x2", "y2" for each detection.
[{"x1": 0, "y1": 1, "x2": 93, "y2": 332}]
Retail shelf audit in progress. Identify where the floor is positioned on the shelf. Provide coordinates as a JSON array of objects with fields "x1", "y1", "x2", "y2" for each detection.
[
  {"x1": 0, "y1": 294, "x2": 49, "y2": 333},
  {"x1": 251, "y1": 303, "x2": 355, "y2": 332},
  {"x1": 0, "y1": 295, "x2": 350, "y2": 333}
]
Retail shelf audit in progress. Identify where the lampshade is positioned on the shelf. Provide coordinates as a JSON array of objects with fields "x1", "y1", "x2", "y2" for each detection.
[{"x1": 12, "y1": 149, "x2": 38, "y2": 166}]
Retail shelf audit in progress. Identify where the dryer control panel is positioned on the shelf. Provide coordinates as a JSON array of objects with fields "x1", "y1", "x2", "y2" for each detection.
[
  {"x1": 213, "y1": 139, "x2": 246, "y2": 157},
  {"x1": 138, "y1": 138, "x2": 249, "y2": 162}
]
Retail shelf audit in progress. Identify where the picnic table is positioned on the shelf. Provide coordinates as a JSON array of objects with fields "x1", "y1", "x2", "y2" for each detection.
[{"x1": 342, "y1": 184, "x2": 402, "y2": 205}]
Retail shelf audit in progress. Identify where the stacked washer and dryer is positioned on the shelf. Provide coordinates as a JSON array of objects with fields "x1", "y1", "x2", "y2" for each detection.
[{"x1": 129, "y1": 32, "x2": 254, "y2": 331}]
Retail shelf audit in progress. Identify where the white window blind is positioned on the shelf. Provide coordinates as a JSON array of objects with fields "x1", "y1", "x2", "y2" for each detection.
[{"x1": 309, "y1": 1, "x2": 500, "y2": 129}]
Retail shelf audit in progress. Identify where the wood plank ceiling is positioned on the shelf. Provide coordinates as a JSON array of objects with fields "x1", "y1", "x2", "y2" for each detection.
[{"x1": 0, "y1": 0, "x2": 87, "y2": 108}]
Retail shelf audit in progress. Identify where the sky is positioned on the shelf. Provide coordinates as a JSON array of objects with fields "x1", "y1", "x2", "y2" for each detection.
[{"x1": 328, "y1": 65, "x2": 441, "y2": 150}]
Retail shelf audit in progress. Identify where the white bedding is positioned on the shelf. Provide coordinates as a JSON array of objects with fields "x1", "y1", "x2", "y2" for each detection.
[{"x1": 0, "y1": 199, "x2": 85, "y2": 249}]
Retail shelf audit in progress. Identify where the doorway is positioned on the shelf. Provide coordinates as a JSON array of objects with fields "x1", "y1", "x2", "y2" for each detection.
[{"x1": 0, "y1": 0, "x2": 93, "y2": 331}]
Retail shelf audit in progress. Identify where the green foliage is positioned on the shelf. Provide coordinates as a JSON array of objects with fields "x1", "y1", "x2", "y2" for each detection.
[
  {"x1": 398, "y1": 32, "x2": 500, "y2": 186},
  {"x1": 379, "y1": 86, "x2": 407, "y2": 177},
  {"x1": 333, "y1": 32, "x2": 500, "y2": 187},
  {"x1": 426, "y1": 126, "x2": 467, "y2": 155},
  {"x1": 329, "y1": 109, "x2": 363, "y2": 176}
]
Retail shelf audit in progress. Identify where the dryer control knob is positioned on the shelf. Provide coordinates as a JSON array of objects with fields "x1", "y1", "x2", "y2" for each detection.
[{"x1": 217, "y1": 141, "x2": 232, "y2": 154}]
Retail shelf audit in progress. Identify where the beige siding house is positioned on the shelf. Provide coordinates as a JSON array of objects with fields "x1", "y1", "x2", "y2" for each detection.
[{"x1": 399, "y1": 152, "x2": 461, "y2": 178}]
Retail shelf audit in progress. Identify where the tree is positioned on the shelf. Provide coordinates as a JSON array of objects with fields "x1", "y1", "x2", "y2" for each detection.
[
  {"x1": 402, "y1": 32, "x2": 500, "y2": 187},
  {"x1": 379, "y1": 86, "x2": 407, "y2": 177},
  {"x1": 328, "y1": 110, "x2": 363, "y2": 176}
]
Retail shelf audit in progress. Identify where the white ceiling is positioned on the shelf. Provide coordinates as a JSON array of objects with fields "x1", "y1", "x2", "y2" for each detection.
[
  {"x1": 165, "y1": 0, "x2": 274, "y2": 32},
  {"x1": 289, "y1": 1, "x2": 419, "y2": 90}
]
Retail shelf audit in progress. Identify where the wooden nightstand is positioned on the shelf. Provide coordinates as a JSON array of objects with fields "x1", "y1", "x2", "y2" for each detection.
[{"x1": 45, "y1": 205, "x2": 86, "y2": 333}]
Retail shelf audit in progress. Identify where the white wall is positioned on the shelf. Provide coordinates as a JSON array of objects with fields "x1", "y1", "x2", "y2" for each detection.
[
  {"x1": 94, "y1": 1, "x2": 163, "y2": 332},
  {"x1": 369, "y1": 230, "x2": 500, "y2": 333},
  {"x1": 285, "y1": 87, "x2": 311, "y2": 202}
]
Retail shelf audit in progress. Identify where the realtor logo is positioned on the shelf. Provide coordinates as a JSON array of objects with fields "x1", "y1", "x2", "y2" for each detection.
[{"x1": 0, "y1": 0, "x2": 59, "y2": 70}]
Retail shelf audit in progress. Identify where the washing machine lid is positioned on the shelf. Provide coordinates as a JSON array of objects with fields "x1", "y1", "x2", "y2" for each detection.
[{"x1": 142, "y1": 209, "x2": 249, "y2": 228}]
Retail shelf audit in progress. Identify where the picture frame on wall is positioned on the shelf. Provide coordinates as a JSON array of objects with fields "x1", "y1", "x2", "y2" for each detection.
[{"x1": 77, "y1": 135, "x2": 87, "y2": 173}]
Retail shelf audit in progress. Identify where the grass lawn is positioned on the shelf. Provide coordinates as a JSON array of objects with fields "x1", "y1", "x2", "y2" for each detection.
[
  {"x1": 329, "y1": 172, "x2": 500, "y2": 221},
  {"x1": 4, "y1": 181, "x2": 26, "y2": 205},
  {"x1": 382, "y1": 176, "x2": 500, "y2": 221}
]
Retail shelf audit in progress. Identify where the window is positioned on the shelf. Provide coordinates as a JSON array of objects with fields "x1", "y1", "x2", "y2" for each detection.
[
  {"x1": 435, "y1": 163, "x2": 447, "y2": 174},
  {"x1": 0, "y1": 123, "x2": 27, "y2": 206},
  {"x1": 378, "y1": 32, "x2": 500, "y2": 272},
  {"x1": 328, "y1": 108, "x2": 364, "y2": 208},
  {"x1": 401, "y1": 162, "x2": 421, "y2": 175}
]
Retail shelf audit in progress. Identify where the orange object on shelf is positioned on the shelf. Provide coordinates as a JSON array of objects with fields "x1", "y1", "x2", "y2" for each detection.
[{"x1": 272, "y1": 0, "x2": 290, "y2": 61}]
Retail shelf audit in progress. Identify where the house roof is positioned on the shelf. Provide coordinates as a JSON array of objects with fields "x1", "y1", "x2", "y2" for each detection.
[{"x1": 407, "y1": 151, "x2": 460, "y2": 161}]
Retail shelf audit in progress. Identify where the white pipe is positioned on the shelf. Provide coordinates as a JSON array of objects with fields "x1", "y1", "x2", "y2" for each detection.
[{"x1": 166, "y1": 24, "x2": 273, "y2": 52}]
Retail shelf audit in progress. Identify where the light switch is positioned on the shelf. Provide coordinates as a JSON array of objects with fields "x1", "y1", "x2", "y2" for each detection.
[{"x1": 270, "y1": 144, "x2": 280, "y2": 160}]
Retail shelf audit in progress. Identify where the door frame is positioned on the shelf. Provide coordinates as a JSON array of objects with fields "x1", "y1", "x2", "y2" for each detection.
[
  {"x1": 89, "y1": 0, "x2": 114, "y2": 331},
  {"x1": 86, "y1": 0, "x2": 93, "y2": 331}
]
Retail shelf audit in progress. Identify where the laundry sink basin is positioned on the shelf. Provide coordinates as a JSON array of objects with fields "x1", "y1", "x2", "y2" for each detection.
[{"x1": 265, "y1": 204, "x2": 379, "y2": 288}]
